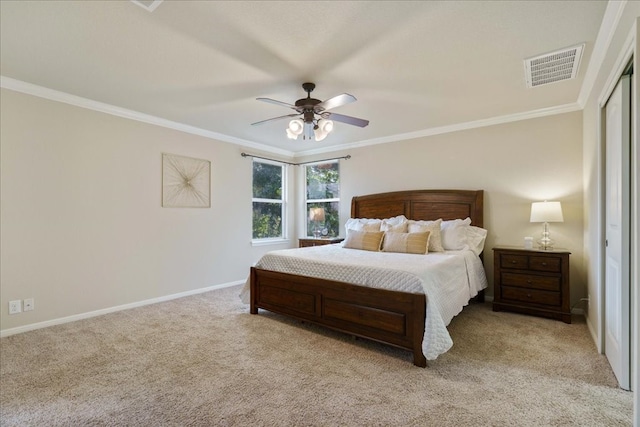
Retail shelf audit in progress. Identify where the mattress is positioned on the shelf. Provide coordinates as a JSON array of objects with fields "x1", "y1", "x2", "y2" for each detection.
[{"x1": 241, "y1": 244, "x2": 488, "y2": 360}]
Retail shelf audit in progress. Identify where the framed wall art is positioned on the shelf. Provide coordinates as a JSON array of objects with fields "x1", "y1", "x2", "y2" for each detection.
[{"x1": 162, "y1": 153, "x2": 211, "y2": 208}]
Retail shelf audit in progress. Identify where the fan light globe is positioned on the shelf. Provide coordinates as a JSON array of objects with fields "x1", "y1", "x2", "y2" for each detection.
[
  {"x1": 286, "y1": 128, "x2": 298, "y2": 140},
  {"x1": 314, "y1": 128, "x2": 327, "y2": 141},
  {"x1": 288, "y1": 119, "x2": 304, "y2": 135},
  {"x1": 320, "y1": 119, "x2": 334, "y2": 133}
]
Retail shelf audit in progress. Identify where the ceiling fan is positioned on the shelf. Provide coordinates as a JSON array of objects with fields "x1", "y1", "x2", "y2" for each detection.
[{"x1": 251, "y1": 82, "x2": 369, "y2": 141}]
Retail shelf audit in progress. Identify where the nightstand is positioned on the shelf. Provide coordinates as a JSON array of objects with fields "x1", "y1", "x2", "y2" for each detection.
[
  {"x1": 299, "y1": 237, "x2": 344, "y2": 248},
  {"x1": 492, "y1": 246, "x2": 571, "y2": 323}
]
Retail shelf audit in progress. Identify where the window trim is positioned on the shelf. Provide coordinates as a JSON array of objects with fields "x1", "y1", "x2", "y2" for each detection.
[
  {"x1": 251, "y1": 158, "x2": 287, "y2": 243},
  {"x1": 303, "y1": 160, "x2": 340, "y2": 238}
]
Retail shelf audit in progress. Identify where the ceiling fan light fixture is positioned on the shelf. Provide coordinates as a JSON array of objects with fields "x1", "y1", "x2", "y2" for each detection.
[
  {"x1": 313, "y1": 119, "x2": 334, "y2": 141},
  {"x1": 286, "y1": 128, "x2": 298, "y2": 140},
  {"x1": 314, "y1": 128, "x2": 328, "y2": 141},
  {"x1": 318, "y1": 119, "x2": 334, "y2": 133},
  {"x1": 288, "y1": 119, "x2": 304, "y2": 135},
  {"x1": 254, "y1": 83, "x2": 368, "y2": 143}
]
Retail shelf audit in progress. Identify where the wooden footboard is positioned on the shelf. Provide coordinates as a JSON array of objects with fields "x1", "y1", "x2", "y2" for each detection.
[{"x1": 250, "y1": 266, "x2": 427, "y2": 367}]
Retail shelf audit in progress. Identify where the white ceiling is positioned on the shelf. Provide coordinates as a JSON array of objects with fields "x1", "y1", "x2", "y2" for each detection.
[{"x1": 0, "y1": 1, "x2": 610, "y2": 156}]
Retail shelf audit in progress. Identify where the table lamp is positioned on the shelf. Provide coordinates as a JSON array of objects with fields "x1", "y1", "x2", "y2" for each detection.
[
  {"x1": 309, "y1": 207, "x2": 325, "y2": 238},
  {"x1": 530, "y1": 201, "x2": 563, "y2": 250}
]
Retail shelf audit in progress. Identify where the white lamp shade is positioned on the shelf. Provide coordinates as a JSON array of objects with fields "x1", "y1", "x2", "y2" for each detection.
[
  {"x1": 530, "y1": 201, "x2": 564, "y2": 223},
  {"x1": 309, "y1": 207, "x2": 325, "y2": 221}
]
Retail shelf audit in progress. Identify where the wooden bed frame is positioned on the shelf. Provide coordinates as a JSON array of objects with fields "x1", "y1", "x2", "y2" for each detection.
[{"x1": 250, "y1": 189, "x2": 484, "y2": 367}]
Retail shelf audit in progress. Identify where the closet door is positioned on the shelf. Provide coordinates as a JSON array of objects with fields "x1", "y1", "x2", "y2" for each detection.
[{"x1": 604, "y1": 73, "x2": 631, "y2": 390}]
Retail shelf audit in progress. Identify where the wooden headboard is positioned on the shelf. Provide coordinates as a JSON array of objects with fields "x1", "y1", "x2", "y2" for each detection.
[{"x1": 351, "y1": 189, "x2": 484, "y2": 228}]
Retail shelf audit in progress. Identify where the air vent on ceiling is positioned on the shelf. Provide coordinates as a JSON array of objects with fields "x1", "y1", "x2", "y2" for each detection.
[
  {"x1": 524, "y1": 44, "x2": 584, "y2": 88},
  {"x1": 130, "y1": 0, "x2": 163, "y2": 12}
]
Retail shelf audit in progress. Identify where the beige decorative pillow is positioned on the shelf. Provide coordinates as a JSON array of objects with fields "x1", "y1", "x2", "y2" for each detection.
[
  {"x1": 382, "y1": 231, "x2": 430, "y2": 254},
  {"x1": 408, "y1": 219, "x2": 443, "y2": 252},
  {"x1": 342, "y1": 230, "x2": 384, "y2": 252}
]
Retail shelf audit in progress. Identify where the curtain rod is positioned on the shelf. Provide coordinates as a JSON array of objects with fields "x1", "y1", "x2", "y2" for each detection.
[{"x1": 241, "y1": 152, "x2": 351, "y2": 166}]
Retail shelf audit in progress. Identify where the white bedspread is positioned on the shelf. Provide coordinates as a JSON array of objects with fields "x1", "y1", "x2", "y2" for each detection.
[{"x1": 240, "y1": 244, "x2": 488, "y2": 360}]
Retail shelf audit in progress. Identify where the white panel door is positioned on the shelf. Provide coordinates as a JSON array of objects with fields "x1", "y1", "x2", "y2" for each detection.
[{"x1": 604, "y1": 74, "x2": 631, "y2": 391}]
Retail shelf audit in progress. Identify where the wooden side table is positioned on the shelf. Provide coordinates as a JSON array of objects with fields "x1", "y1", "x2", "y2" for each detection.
[
  {"x1": 492, "y1": 246, "x2": 571, "y2": 323},
  {"x1": 299, "y1": 237, "x2": 344, "y2": 248}
]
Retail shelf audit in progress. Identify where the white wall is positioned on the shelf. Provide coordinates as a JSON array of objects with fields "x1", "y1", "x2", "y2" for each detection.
[
  {"x1": 582, "y1": 3, "x2": 639, "y2": 351},
  {"x1": 1, "y1": 86, "x2": 585, "y2": 334},
  {"x1": 0, "y1": 89, "x2": 293, "y2": 333},
  {"x1": 299, "y1": 111, "x2": 585, "y2": 298}
]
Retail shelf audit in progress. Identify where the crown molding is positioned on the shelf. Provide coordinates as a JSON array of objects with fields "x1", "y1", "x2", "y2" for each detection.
[
  {"x1": 294, "y1": 102, "x2": 582, "y2": 158},
  {"x1": 0, "y1": 75, "x2": 583, "y2": 160},
  {"x1": 577, "y1": 0, "x2": 628, "y2": 108},
  {"x1": 0, "y1": 76, "x2": 295, "y2": 158}
]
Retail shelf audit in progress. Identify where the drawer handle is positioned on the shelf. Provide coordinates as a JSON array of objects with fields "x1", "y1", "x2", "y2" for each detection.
[
  {"x1": 527, "y1": 293, "x2": 532, "y2": 298},
  {"x1": 541, "y1": 262, "x2": 547, "y2": 266},
  {"x1": 527, "y1": 280, "x2": 532, "y2": 284},
  {"x1": 511, "y1": 260, "x2": 517, "y2": 264}
]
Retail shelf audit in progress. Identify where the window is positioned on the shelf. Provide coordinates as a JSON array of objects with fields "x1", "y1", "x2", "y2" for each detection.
[
  {"x1": 252, "y1": 159, "x2": 286, "y2": 240},
  {"x1": 305, "y1": 161, "x2": 340, "y2": 237}
]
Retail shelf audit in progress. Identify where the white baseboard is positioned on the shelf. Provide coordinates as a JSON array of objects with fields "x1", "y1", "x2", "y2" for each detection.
[{"x1": 0, "y1": 280, "x2": 245, "y2": 338}]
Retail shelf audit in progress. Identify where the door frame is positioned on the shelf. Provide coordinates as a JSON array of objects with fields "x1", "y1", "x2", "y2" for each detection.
[{"x1": 596, "y1": 27, "x2": 636, "y2": 393}]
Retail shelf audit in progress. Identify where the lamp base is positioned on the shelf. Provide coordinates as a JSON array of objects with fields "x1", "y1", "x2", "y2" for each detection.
[
  {"x1": 537, "y1": 240, "x2": 554, "y2": 250},
  {"x1": 537, "y1": 222, "x2": 555, "y2": 250}
]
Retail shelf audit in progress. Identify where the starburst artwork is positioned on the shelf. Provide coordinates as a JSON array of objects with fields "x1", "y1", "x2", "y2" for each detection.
[{"x1": 162, "y1": 153, "x2": 211, "y2": 208}]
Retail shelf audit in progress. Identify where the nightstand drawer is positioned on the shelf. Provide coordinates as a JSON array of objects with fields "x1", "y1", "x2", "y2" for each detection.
[
  {"x1": 500, "y1": 254, "x2": 528, "y2": 269},
  {"x1": 502, "y1": 287, "x2": 561, "y2": 306},
  {"x1": 529, "y1": 256, "x2": 561, "y2": 272},
  {"x1": 501, "y1": 272, "x2": 560, "y2": 291}
]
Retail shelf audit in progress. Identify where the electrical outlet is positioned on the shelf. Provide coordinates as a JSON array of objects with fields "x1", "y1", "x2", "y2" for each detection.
[
  {"x1": 9, "y1": 300, "x2": 21, "y2": 315},
  {"x1": 24, "y1": 298, "x2": 34, "y2": 312}
]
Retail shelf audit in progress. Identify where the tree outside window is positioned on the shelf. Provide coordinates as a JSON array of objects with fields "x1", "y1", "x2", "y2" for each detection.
[
  {"x1": 305, "y1": 161, "x2": 339, "y2": 237},
  {"x1": 252, "y1": 160, "x2": 285, "y2": 239}
]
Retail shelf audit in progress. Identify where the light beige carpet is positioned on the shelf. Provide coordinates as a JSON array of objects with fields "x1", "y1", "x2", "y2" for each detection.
[{"x1": 0, "y1": 285, "x2": 632, "y2": 426}]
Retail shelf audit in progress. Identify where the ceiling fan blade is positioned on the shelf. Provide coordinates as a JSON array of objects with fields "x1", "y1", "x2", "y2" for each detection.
[
  {"x1": 323, "y1": 112, "x2": 369, "y2": 128},
  {"x1": 251, "y1": 113, "x2": 300, "y2": 126},
  {"x1": 256, "y1": 97, "x2": 297, "y2": 110},
  {"x1": 316, "y1": 93, "x2": 357, "y2": 112}
]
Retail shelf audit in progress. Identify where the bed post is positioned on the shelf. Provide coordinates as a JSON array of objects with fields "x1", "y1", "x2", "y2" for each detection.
[
  {"x1": 413, "y1": 295, "x2": 427, "y2": 368},
  {"x1": 249, "y1": 267, "x2": 258, "y2": 315}
]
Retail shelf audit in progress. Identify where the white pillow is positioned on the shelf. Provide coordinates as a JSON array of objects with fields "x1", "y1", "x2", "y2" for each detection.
[
  {"x1": 382, "y1": 215, "x2": 407, "y2": 226},
  {"x1": 345, "y1": 218, "x2": 382, "y2": 233},
  {"x1": 345, "y1": 215, "x2": 407, "y2": 234},
  {"x1": 381, "y1": 219, "x2": 408, "y2": 232},
  {"x1": 465, "y1": 226, "x2": 487, "y2": 256},
  {"x1": 441, "y1": 217, "x2": 472, "y2": 250},
  {"x1": 407, "y1": 219, "x2": 443, "y2": 252}
]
